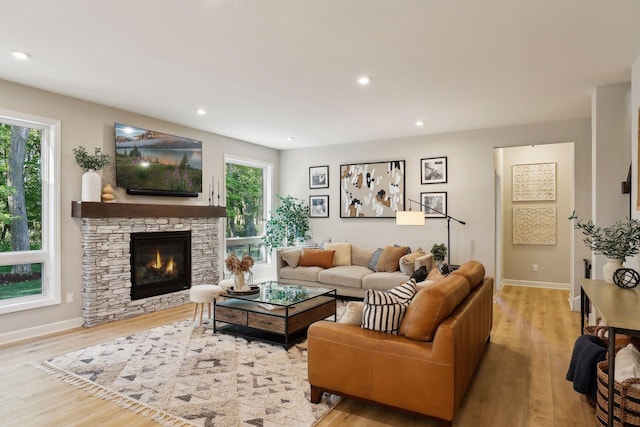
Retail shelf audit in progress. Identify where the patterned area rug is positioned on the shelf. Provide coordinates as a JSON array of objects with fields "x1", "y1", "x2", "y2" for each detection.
[{"x1": 35, "y1": 320, "x2": 340, "y2": 426}]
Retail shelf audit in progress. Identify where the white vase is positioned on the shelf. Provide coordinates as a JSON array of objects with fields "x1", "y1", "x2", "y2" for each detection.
[
  {"x1": 603, "y1": 258, "x2": 623, "y2": 284},
  {"x1": 234, "y1": 272, "x2": 245, "y2": 291},
  {"x1": 81, "y1": 169, "x2": 102, "y2": 202}
]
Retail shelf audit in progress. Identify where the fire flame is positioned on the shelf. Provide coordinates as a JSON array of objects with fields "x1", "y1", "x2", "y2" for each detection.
[
  {"x1": 151, "y1": 251, "x2": 162, "y2": 269},
  {"x1": 166, "y1": 257, "x2": 175, "y2": 274}
]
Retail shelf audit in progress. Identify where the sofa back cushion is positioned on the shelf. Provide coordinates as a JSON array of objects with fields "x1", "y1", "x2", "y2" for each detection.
[
  {"x1": 451, "y1": 260, "x2": 485, "y2": 290},
  {"x1": 324, "y1": 242, "x2": 352, "y2": 266},
  {"x1": 298, "y1": 249, "x2": 335, "y2": 269},
  {"x1": 376, "y1": 245, "x2": 409, "y2": 272},
  {"x1": 352, "y1": 245, "x2": 375, "y2": 267},
  {"x1": 398, "y1": 249, "x2": 425, "y2": 274},
  {"x1": 398, "y1": 274, "x2": 471, "y2": 341}
]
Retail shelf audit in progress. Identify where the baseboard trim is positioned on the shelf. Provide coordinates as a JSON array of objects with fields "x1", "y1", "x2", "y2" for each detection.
[
  {"x1": 501, "y1": 279, "x2": 570, "y2": 290},
  {"x1": 0, "y1": 317, "x2": 83, "y2": 346}
]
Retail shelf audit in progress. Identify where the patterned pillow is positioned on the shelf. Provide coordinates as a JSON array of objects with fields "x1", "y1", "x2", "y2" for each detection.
[
  {"x1": 362, "y1": 287, "x2": 413, "y2": 334},
  {"x1": 361, "y1": 280, "x2": 418, "y2": 333}
]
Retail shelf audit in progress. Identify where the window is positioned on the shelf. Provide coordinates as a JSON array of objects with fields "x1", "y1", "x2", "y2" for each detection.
[
  {"x1": 0, "y1": 110, "x2": 60, "y2": 314},
  {"x1": 225, "y1": 157, "x2": 271, "y2": 264}
]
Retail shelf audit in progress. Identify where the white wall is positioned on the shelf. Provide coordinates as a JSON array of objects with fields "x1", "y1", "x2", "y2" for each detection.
[
  {"x1": 280, "y1": 119, "x2": 592, "y2": 288},
  {"x1": 591, "y1": 82, "x2": 632, "y2": 277},
  {"x1": 498, "y1": 143, "x2": 573, "y2": 288},
  {"x1": 0, "y1": 79, "x2": 279, "y2": 339}
]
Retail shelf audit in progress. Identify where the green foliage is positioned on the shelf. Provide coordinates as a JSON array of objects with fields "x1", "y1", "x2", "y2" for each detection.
[
  {"x1": 73, "y1": 146, "x2": 110, "y2": 171},
  {"x1": 431, "y1": 243, "x2": 447, "y2": 261},
  {"x1": 0, "y1": 124, "x2": 42, "y2": 251},
  {"x1": 225, "y1": 163, "x2": 264, "y2": 238},
  {"x1": 115, "y1": 153, "x2": 200, "y2": 192},
  {"x1": 569, "y1": 211, "x2": 640, "y2": 261},
  {"x1": 263, "y1": 195, "x2": 310, "y2": 249}
]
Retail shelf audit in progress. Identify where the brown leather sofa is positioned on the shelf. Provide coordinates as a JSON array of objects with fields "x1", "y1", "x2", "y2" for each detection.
[{"x1": 307, "y1": 261, "x2": 493, "y2": 427}]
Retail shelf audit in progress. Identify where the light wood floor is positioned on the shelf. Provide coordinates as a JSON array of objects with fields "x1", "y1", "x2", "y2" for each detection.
[{"x1": 0, "y1": 285, "x2": 594, "y2": 427}]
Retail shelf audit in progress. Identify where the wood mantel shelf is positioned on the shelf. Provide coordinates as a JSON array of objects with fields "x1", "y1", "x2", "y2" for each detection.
[{"x1": 71, "y1": 201, "x2": 226, "y2": 218}]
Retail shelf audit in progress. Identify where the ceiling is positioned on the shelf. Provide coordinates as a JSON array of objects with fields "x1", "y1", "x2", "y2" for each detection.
[{"x1": 2, "y1": 1, "x2": 640, "y2": 150}]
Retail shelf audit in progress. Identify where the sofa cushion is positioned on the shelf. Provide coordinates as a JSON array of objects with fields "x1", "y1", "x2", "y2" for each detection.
[
  {"x1": 362, "y1": 272, "x2": 409, "y2": 291},
  {"x1": 399, "y1": 249, "x2": 425, "y2": 274},
  {"x1": 339, "y1": 301, "x2": 364, "y2": 325},
  {"x1": 399, "y1": 274, "x2": 471, "y2": 341},
  {"x1": 318, "y1": 266, "x2": 372, "y2": 288},
  {"x1": 426, "y1": 266, "x2": 447, "y2": 282},
  {"x1": 362, "y1": 289, "x2": 409, "y2": 334},
  {"x1": 368, "y1": 248, "x2": 384, "y2": 270},
  {"x1": 376, "y1": 245, "x2": 409, "y2": 272},
  {"x1": 352, "y1": 245, "x2": 375, "y2": 267},
  {"x1": 280, "y1": 248, "x2": 302, "y2": 267},
  {"x1": 325, "y1": 242, "x2": 352, "y2": 266},
  {"x1": 451, "y1": 260, "x2": 485, "y2": 290},
  {"x1": 299, "y1": 248, "x2": 335, "y2": 269},
  {"x1": 280, "y1": 265, "x2": 324, "y2": 282}
]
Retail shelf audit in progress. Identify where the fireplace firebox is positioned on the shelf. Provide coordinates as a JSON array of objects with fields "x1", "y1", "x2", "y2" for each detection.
[{"x1": 130, "y1": 231, "x2": 191, "y2": 300}]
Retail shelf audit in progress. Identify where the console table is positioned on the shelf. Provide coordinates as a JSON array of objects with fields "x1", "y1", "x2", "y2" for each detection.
[{"x1": 580, "y1": 278, "x2": 640, "y2": 427}]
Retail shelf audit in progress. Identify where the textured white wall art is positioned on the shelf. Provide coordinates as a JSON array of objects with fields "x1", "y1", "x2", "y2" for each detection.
[
  {"x1": 512, "y1": 162, "x2": 556, "y2": 201},
  {"x1": 513, "y1": 206, "x2": 556, "y2": 245}
]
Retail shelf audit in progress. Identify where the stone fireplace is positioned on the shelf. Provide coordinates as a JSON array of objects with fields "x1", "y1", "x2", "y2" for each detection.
[{"x1": 72, "y1": 202, "x2": 226, "y2": 326}]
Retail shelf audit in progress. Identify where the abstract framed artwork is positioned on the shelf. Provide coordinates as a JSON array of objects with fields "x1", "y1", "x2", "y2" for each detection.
[
  {"x1": 309, "y1": 165, "x2": 329, "y2": 189},
  {"x1": 421, "y1": 156, "x2": 447, "y2": 184},
  {"x1": 512, "y1": 162, "x2": 556, "y2": 201},
  {"x1": 339, "y1": 160, "x2": 405, "y2": 218},
  {"x1": 512, "y1": 206, "x2": 556, "y2": 245},
  {"x1": 309, "y1": 195, "x2": 329, "y2": 218},
  {"x1": 420, "y1": 191, "x2": 447, "y2": 218}
]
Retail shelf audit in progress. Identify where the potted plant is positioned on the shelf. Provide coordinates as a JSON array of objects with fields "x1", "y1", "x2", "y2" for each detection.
[
  {"x1": 431, "y1": 243, "x2": 447, "y2": 263},
  {"x1": 569, "y1": 211, "x2": 640, "y2": 284},
  {"x1": 73, "y1": 146, "x2": 111, "y2": 202},
  {"x1": 263, "y1": 195, "x2": 311, "y2": 250}
]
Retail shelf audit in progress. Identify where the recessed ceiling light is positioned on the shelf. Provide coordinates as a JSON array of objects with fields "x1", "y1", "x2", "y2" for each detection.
[
  {"x1": 10, "y1": 50, "x2": 31, "y2": 61},
  {"x1": 286, "y1": 136, "x2": 294, "y2": 142},
  {"x1": 196, "y1": 108, "x2": 207, "y2": 116},
  {"x1": 357, "y1": 76, "x2": 371, "y2": 86},
  {"x1": 416, "y1": 120, "x2": 425, "y2": 127}
]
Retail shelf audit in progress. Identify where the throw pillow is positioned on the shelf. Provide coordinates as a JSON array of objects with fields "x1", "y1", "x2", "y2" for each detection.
[
  {"x1": 368, "y1": 248, "x2": 384, "y2": 271},
  {"x1": 298, "y1": 248, "x2": 336, "y2": 269},
  {"x1": 339, "y1": 301, "x2": 364, "y2": 325},
  {"x1": 387, "y1": 279, "x2": 418, "y2": 302},
  {"x1": 280, "y1": 248, "x2": 302, "y2": 267},
  {"x1": 325, "y1": 242, "x2": 352, "y2": 266},
  {"x1": 362, "y1": 289, "x2": 409, "y2": 334},
  {"x1": 426, "y1": 266, "x2": 446, "y2": 282},
  {"x1": 410, "y1": 265, "x2": 428, "y2": 283},
  {"x1": 399, "y1": 249, "x2": 425, "y2": 274},
  {"x1": 375, "y1": 245, "x2": 409, "y2": 272}
]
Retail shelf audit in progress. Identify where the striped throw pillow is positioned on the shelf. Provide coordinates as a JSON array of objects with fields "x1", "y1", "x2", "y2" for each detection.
[
  {"x1": 362, "y1": 290, "x2": 410, "y2": 334},
  {"x1": 387, "y1": 279, "x2": 418, "y2": 302}
]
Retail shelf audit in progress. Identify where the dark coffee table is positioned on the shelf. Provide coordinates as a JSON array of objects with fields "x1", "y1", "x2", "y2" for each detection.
[{"x1": 213, "y1": 281, "x2": 336, "y2": 349}]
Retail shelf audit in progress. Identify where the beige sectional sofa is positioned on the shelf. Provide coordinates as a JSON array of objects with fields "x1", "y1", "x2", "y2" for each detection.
[{"x1": 275, "y1": 243, "x2": 433, "y2": 297}]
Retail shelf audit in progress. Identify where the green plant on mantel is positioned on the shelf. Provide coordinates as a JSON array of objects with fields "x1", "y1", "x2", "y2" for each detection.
[
  {"x1": 73, "y1": 146, "x2": 111, "y2": 171},
  {"x1": 569, "y1": 211, "x2": 640, "y2": 261},
  {"x1": 431, "y1": 243, "x2": 447, "y2": 262},
  {"x1": 263, "y1": 195, "x2": 311, "y2": 250}
]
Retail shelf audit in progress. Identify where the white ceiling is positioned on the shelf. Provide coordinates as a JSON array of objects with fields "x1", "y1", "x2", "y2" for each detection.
[{"x1": 2, "y1": 0, "x2": 640, "y2": 150}]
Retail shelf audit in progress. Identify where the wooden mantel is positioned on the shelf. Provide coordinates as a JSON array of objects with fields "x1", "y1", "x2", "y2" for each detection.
[{"x1": 71, "y1": 201, "x2": 226, "y2": 218}]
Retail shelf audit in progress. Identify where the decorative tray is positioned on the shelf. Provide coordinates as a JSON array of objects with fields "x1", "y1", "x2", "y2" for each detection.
[{"x1": 224, "y1": 285, "x2": 260, "y2": 297}]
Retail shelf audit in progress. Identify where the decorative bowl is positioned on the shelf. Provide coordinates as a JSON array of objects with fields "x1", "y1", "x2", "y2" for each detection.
[{"x1": 225, "y1": 285, "x2": 260, "y2": 297}]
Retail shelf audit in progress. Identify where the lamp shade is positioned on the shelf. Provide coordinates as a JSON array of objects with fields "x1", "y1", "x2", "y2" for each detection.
[{"x1": 395, "y1": 210, "x2": 425, "y2": 226}]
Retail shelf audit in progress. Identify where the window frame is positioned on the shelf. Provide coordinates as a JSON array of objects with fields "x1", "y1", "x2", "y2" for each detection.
[
  {"x1": 0, "y1": 109, "x2": 61, "y2": 314},
  {"x1": 224, "y1": 155, "x2": 272, "y2": 267}
]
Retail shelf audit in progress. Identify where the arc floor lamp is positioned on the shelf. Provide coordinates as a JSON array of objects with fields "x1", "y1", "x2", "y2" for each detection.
[{"x1": 395, "y1": 198, "x2": 466, "y2": 265}]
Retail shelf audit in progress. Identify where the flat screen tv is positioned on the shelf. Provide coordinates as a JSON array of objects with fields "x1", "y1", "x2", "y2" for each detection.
[{"x1": 115, "y1": 123, "x2": 202, "y2": 197}]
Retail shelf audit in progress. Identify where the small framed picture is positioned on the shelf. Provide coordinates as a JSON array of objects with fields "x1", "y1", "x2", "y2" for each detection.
[
  {"x1": 420, "y1": 192, "x2": 447, "y2": 218},
  {"x1": 421, "y1": 157, "x2": 447, "y2": 184},
  {"x1": 309, "y1": 165, "x2": 329, "y2": 189},
  {"x1": 309, "y1": 195, "x2": 329, "y2": 218}
]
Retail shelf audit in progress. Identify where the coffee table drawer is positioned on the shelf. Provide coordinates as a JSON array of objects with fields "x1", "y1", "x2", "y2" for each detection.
[
  {"x1": 216, "y1": 306, "x2": 248, "y2": 325},
  {"x1": 248, "y1": 313, "x2": 285, "y2": 334}
]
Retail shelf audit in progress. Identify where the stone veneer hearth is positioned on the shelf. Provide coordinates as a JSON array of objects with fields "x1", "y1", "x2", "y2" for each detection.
[{"x1": 73, "y1": 202, "x2": 225, "y2": 327}]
